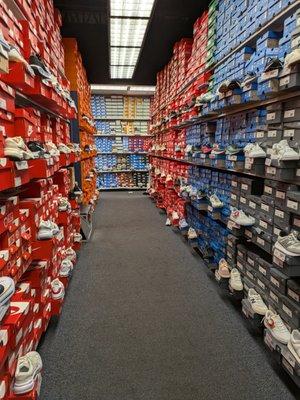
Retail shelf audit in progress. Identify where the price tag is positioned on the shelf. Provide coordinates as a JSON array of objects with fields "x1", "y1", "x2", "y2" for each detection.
[
  {"x1": 274, "y1": 248, "x2": 286, "y2": 261},
  {"x1": 266, "y1": 166, "x2": 276, "y2": 175},
  {"x1": 287, "y1": 199, "x2": 298, "y2": 211},
  {"x1": 259, "y1": 220, "x2": 268, "y2": 229},
  {"x1": 267, "y1": 112, "x2": 276, "y2": 121},
  {"x1": 284, "y1": 129, "x2": 294, "y2": 138},
  {"x1": 284, "y1": 109, "x2": 295, "y2": 118},
  {"x1": 264, "y1": 186, "x2": 272, "y2": 195},
  {"x1": 257, "y1": 237, "x2": 265, "y2": 246}
]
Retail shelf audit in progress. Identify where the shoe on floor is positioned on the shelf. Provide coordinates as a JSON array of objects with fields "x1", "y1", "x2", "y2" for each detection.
[
  {"x1": 248, "y1": 288, "x2": 268, "y2": 315},
  {"x1": 229, "y1": 268, "x2": 243, "y2": 291},
  {"x1": 288, "y1": 330, "x2": 300, "y2": 363},
  {"x1": 13, "y1": 351, "x2": 42, "y2": 395},
  {"x1": 274, "y1": 231, "x2": 300, "y2": 256},
  {"x1": 51, "y1": 279, "x2": 65, "y2": 300},
  {"x1": 264, "y1": 310, "x2": 290, "y2": 344},
  {"x1": 230, "y1": 208, "x2": 255, "y2": 226},
  {"x1": 217, "y1": 259, "x2": 231, "y2": 278}
]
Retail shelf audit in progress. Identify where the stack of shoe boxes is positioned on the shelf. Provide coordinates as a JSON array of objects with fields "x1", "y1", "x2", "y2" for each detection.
[
  {"x1": 92, "y1": 94, "x2": 151, "y2": 190},
  {"x1": 0, "y1": 0, "x2": 102, "y2": 397},
  {"x1": 149, "y1": 0, "x2": 300, "y2": 385},
  {"x1": 63, "y1": 38, "x2": 98, "y2": 207}
]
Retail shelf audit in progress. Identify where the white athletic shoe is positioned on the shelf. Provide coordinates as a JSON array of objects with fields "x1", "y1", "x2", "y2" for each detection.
[
  {"x1": 165, "y1": 218, "x2": 171, "y2": 226},
  {"x1": 4, "y1": 137, "x2": 31, "y2": 160},
  {"x1": 217, "y1": 259, "x2": 231, "y2": 278},
  {"x1": 179, "y1": 219, "x2": 189, "y2": 229},
  {"x1": 288, "y1": 330, "x2": 300, "y2": 363},
  {"x1": 13, "y1": 352, "x2": 42, "y2": 395},
  {"x1": 51, "y1": 279, "x2": 65, "y2": 300},
  {"x1": 188, "y1": 227, "x2": 198, "y2": 240},
  {"x1": 0, "y1": 277, "x2": 15, "y2": 306},
  {"x1": 37, "y1": 220, "x2": 59, "y2": 240},
  {"x1": 59, "y1": 259, "x2": 73, "y2": 277},
  {"x1": 58, "y1": 143, "x2": 71, "y2": 154},
  {"x1": 230, "y1": 208, "x2": 255, "y2": 226},
  {"x1": 274, "y1": 231, "x2": 300, "y2": 256},
  {"x1": 73, "y1": 233, "x2": 82, "y2": 243},
  {"x1": 209, "y1": 194, "x2": 223, "y2": 208},
  {"x1": 45, "y1": 142, "x2": 60, "y2": 157},
  {"x1": 264, "y1": 310, "x2": 290, "y2": 344},
  {"x1": 270, "y1": 140, "x2": 299, "y2": 161},
  {"x1": 246, "y1": 143, "x2": 266, "y2": 158},
  {"x1": 65, "y1": 247, "x2": 77, "y2": 263},
  {"x1": 172, "y1": 211, "x2": 179, "y2": 221},
  {"x1": 248, "y1": 288, "x2": 268, "y2": 315},
  {"x1": 58, "y1": 197, "x2": 71, "y2": 212},
  {"x1": 229, "y1": 268, "x2": 243, "y2": 291}
]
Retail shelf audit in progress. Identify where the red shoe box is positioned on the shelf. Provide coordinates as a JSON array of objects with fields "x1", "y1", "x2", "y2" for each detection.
[
  {"x1": 14, "y1": 108, "x2": 41, "y2": 141},
  {"x1": 1, "y1": 63, "x2": 34, "y2": 94},
  {"x1": 28, "y1": 159, "x2": 55, "y2": 180}
]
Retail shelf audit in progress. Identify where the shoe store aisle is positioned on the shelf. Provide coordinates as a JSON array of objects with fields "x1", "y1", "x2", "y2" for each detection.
[{"x1": 39, "y1": 193, "x2": 296, "y2": 400}]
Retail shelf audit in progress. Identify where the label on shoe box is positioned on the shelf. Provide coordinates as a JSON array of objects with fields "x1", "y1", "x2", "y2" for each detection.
[
  {"x1": 241, "y1": 184, "x2": 249, "y2": 191},
  {"x1": 270, "y1": 290, "x2": 279, "y2": 304},
  {"x1": 240, "y1": 196, "x2": 246, "y2": 204},
  {"x1": 246, "y1": 270, "x2": 254, "y2": 280},
  {"x1": 232, "y1": 181, "x2": 238, "y2": 187},
  {"x1": 256, "y1": 131, "x2": 264, "y2": 138},
  {"x1": 265, "y1": 158, "x2": 272, "y2": 167},
  {"x1": 259, "y1": 265, "x2": 267, "y2": 276},
  {"x1": 257, "y1": 278, "x2": 266, "y2": 290},
  {"x1": 280, "y1": 76, "x2": 290, "y2": 86},
  {"x1": 297, "y1": 169, "x2": 300, "y2": 177},
  {"x1": 282, "y1": 304, "x2": 293, "y2": 319},
  {"x1": 268, "y1": 130, "x2": 277, "y2": 138},
  {"x1": 288, "y1": 288, "x2": 300, "y2": 303},
  {"x1": 257, "y1": 237, "x2": 265, "y2": 246},
  {"x1": 271, "y1": 276, "x2": 280, "y2": 288},
  {"x1": 276, "y1": 191, "x2": 286, "y2": 200},
  {"x1": 245, "y1": 230, "x2": 252, "y2": 239},
  {"x1": 14, "y1": 177, "x2": 21, "y2": 187},
  {"x1": 249, "y1": 201, "x2": 257, "y2": 210},
  {"x1": 265, "y1": 186, "x2": 273, "y2": 195},
  {"x1": 266, "y1": 167, "x2": 276, "y2": 175},
  {"x1": 294, "y1": 217, "x2": 300, "y2": 228},
  {"x1": 247, "y1": 256, "x2": 255, "y2": 267},
  {"x1": 282, "y1": 357, "x2": 294, "y2": 376},
  {"x1": 259, "y1": 220, "x2": 268, "y2": 230},
  {"x1": 267, "y1": 112, "x2": 276, "y2": 121},
  {"x1": 287, "y1": 199, "x2": 298, "y2": 211},
  {"x1": 284, "y1": 110, "x2": 296, "y2": 119},
  {"x1": 0, "y1": 99, "x2": 6, "y2": 110},
  {"x1": 237, "y1": 260, "x2": 244, "y2": 271},
  {"x1": 228, "y1": 155, "x2": 237, "y2": 161},
  {"x1": 274, "y1": 226, "x2": 281, "y2": 237},
  {"x1": 275, "y1": 209, "x2": 284, "y2": 219},
  {"x1": 231, "y1": 193, "x2": 237, "y2": 200},
  {"x1": 274, "y1": 248, "x2": 286, "y2": 262}
]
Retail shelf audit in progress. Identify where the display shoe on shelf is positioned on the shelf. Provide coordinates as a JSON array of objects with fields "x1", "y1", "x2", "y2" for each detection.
[
  {"x1": 13, "y1": 352, "x2": 42, "y2": 395},
  {"x1": 217, "y1": 258, "x2": 231, "y2": 278},
  {"x1": 51, "y1": 279, "x2": 65, "y2": 300},
  {"x1": 211, "y1": 143, "x2": 225, "y2": 155},
  {"x1": 179, "y1": 219, "x2": 189, "y2": 229},
  {"x1": 201, "y1": 145, "x2": 212, "y2": 154},
  {"x1": 37, "y1": 220, "x2": 59, "y2": 240},
  {"x1": 229, "y1": 268, "x2": 243, "y2": 291},
  {"x1": 0, "y1": 277, "x2": 15, "y2": 305},
  {"x1": 248, "y1": 288, "x2": 268, "y2": 315},
  {"x1": 59, "y1": 259, "x2": 73, "y2": 277},
  {"x1": 209, "y1": 194, "x2": 223, "y2": 208},
  {"x1": 27, "y1": 141, "x2": 51, "y2": 159},
  {"x1": 245, "y1": 143, "x2": 266, "y2": 158},
  {"x1": 73, "y1": 233, "x2": 82, "y2": 242},
  {"x1": 264, "y1": 57, "x2": 283, "y2": 72},
  {"x1": 229, "y1": 208, "x2": 255, "y2": 226},
  {"x1": 45, "y1": 142, "x2": 60, "y2": 157},
  {"x1": 227, "y1": 79, "x2": 241, "y2": 90},
  {"x1": 274, "y1": 231, "x2": 300, "y2": 256},
  {"x1": 58, "y1": 197, "x2": 71, "y2": 212},
  {"x1": 58, "y1": 143, "x2": 72, "y2": 154},
  {"x1": 65, "y1": 247, "x2": 77, "y2": 263},
  {"x1": 225, "y1": 144, "x2": 244, "y2": 155},
  {"x1": 264, "y1": 310, "x2": 291, "y2": 344},
  {"x1": 187, "y1": 227, "x2": 198, "y2": 240},
  {"x1": 269, "y1": 139, "x2": 299, "y2": 160},
  {"x1": 288, "y1": 330, "x2": 300, "y2": 364},
  {"x1": 217, "y1": 80, "x2": 230, "y2": 94},
  {"x1": 29, "y1": 54, "x2": 52, "y2": 79},
  {"x1": 4, "y1": 137, "x2": 33, "y2": 161}
]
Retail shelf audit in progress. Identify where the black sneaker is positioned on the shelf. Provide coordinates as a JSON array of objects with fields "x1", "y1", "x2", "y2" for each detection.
[
  {"x1": 264, "y1": 57, "x2": 283, "y2": 72},
  {"x1": 27, "y1": 141, "x2": 51, "y2": 159},
  {"x1": 227, "y1": 79, "x2": 241, "y2": 91},
  {"x1": 29, "y1": 54, "x2": 52, "y2": 79}
]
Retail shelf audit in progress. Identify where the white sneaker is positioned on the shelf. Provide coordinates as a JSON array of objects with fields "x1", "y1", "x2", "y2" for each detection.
[
  {"x1": 277, "y1": 145, "x2": 299, "y2": 161},
  {"x1": 37, "y1": 220, "x2": 59, "y2": 240},
  {"x1": 58, "y1": 143, "x2": 71, "y2": 154},
  {"x1": 165, "y1": 218, "x2": 171, "y2": 226},
  {"x1": 275, "y1": 231, "x2": 300, "y2": 256},
  {"x1": 59, "y1": 259, "x2": 73, "y2": 277},
  {"x1": 288, "y1": 330, "x2": 300, "y2": 363},
  {"x1": 13, "y1": 352, "x2": 42, "y2": 395},
  {"x1": 244, "y1": 143, "x2": 255, "y2": 155},
  {"x1": 209, "y1": 194, "x2": 223, "y2": 208},
  {"x1": 65, "y1": 247, "x2": 76, "y2": 263},
  {"x1": 188, "y1": 227, "x2": 198, "y2": 240},
  {"x1": 248, "y1": 288, "x2": 268, "y2": 315},
  {"x1": 264, "y1": 310, "x2": 290, "y2": 344},
  {"x1": 217, "y1": 259, "x2": 231, "y2": 278},
  {"x1": 51, "y1": 279, "x2": 65, "y2": 300},
  {"x1": 172, "y1": 211, "x2": 179, "y2": 221},
  {"x1": 229, "y1": 268, "x2": 243, "y2": 291},
  {"x1": 0, "y1": 277, "x2": 15, "y2": 306},
  {"x1": 73, "y1": 233, "x2": 82, "y2": 242},
  {"x1": 4, "y1": 137, "x2": 29, "y2": 160},
  {"x1": 45, "y1": 142, "x2": 60, "y2": 157},
  {"x1": 247, "y1": 143, "x2": 266, "y2": 158},
  {"x1": 179, "y1": 219, "x2": 189, "y2": 229},
  {"x1": 58, "y1": 197, "x2": 71, "y2": 212},
  {"x1": 230, "y1": 208, "x2": 255, "y2": 226}
]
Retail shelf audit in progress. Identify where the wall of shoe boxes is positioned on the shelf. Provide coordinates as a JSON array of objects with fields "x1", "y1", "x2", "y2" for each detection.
[
  {"x1": 149, "y1": 0, "x2": 300, "y2": 387},
  {"x1": 92, "y1": 95, "x2": 151, "y2": 190},
  {"x1": 0, "y1": 1, "x2": 98, "y2": 398}
]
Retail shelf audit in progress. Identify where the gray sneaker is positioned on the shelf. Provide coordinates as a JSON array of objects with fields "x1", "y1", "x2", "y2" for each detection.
[{"x1": 275, "y1": 231, "x2": 300, "y2": 256}]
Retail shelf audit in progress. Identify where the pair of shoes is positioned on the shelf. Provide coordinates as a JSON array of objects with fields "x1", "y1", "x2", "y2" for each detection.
[
  {"x1": 274, "y1": 231, "x2": 300, "y2": 256},
  {"x1": 216, "y1": 259, "x2": 243, "y2": 291},
  {"x1": 244, "y1": 143, "x2": 266, "y2": 158},
  {"x1": 230, "y1": 208, "x2": 255, "y2": 226}
]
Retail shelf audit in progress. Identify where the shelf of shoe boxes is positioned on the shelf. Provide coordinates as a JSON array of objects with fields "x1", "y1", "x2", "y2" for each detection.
[
  {"x1": 148, "y1": 0, "x2": 300, "y2": 385},
  {"x1": 92, "y1": 94, "x2": 151, "y2": 190},
  {"x1": 63, "y1": 38, "x2": 98, "y2": 207},
  {"x1": 0, "y1": 1, "x2": 96, "y2": 398}
]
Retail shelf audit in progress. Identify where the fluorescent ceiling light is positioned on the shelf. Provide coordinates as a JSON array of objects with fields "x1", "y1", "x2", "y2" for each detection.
[
  {"x1": 111, "y1": 47, "x2": 140, "y2": 66},
  {"x1": 129, "y1": 86, "x2": 155, "y2": 92},
  {"x1": 91, "y1": 84, "x2": 155, "y2": 95},
  {"x1": 111, "y1": 0, "x2": 155, "y2": 18},
  {"x1": 111, "y1": 65, "x2": 135, "y2": 79},
  {"x1": 110, "y1": 18, "x2": 148, "y2": 47}
]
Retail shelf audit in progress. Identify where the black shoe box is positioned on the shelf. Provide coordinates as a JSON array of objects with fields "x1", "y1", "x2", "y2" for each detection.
[
  {"x1": 286, "y1": 190, "x2": 300, "y2": 215},
  {"x1": 266, "y1": 102, "x2": 283, "y2": 125},
  {"x1": 279, "y1": 64, "x2": 300, "y2": 91},
  {"x1": 274, "y1": 207, "x2": 291, "y2": 230},
  {"x1": 257, "y1": 257, "x2": 272, "y2": 279},
  {"x1": 273, "y1": 248, "x2": 300, "y2": 277},
  {"x1": 270, "y1": 267, "x2": 289, "y2": 295},
  {"x1": 258, "y1": 211, "x2": 274, "y2": 234},
  {"x1": 240, "y1": 177, "x2": 264, "y2": 195},
  {"x1": 287, "y1": 279, "x2": 300, "y2": 304},
  {"x1": 237, "y1": 243, "x2": 247, "y2": 260},
  {"x1": 281, "y1": 295, "x2": 300, "y2": 328}
]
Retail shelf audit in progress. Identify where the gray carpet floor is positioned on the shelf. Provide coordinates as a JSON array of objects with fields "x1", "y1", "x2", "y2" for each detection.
[{"x1": 39, "y1": 192, "x2": 299, "y2": 400}]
